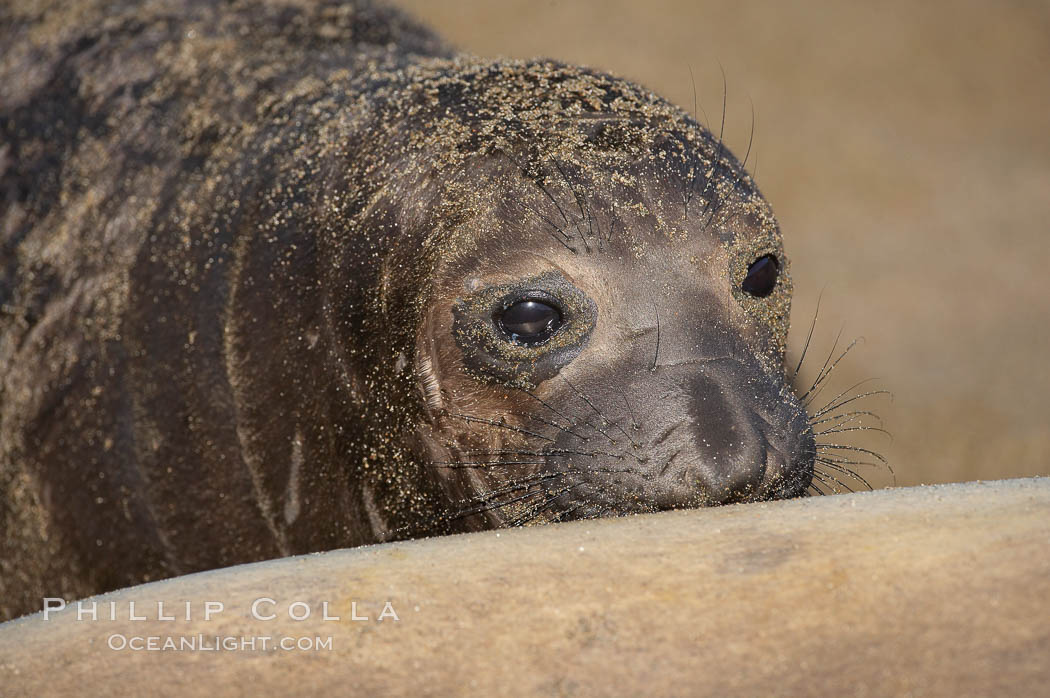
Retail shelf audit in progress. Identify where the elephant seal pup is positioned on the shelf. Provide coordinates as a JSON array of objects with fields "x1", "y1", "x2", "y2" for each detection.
[{"x1": 0, "y1": 0, "x2": 815, "y2": 619}]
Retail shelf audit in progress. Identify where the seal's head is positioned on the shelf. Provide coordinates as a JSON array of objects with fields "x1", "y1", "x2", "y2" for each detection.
[{"x1": 313, "y1": 58, "x2": 815, "y2": 531}]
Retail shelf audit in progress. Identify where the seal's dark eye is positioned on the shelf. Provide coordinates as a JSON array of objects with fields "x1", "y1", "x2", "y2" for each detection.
[
  {"x1": 497, "y1": 300, "x2": 563, "y2": 345},
  {"x1": 741, "y1": 254, "x2": 779, "y2": 297}
]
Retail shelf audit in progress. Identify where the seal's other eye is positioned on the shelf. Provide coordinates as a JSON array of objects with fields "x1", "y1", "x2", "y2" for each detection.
[
  {"x1": 497, "y1": 300, "x2": 563, "y2": 345},
  {"x1": 741, "y1": 254, "x2": 779, "y2": 297}
]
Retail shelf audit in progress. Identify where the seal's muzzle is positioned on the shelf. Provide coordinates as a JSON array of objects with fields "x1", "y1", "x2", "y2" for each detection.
[{"x1": 546, "y1": 355, "x2": 815, "y2": 514}]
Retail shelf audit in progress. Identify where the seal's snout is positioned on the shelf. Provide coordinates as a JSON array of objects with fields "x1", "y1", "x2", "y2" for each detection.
[
  {"x1": 678, "y1": 358, "x2": 814, "y2": 505},
  {"x1": 539, "y1": 355, "x2": 815, "y2": 516},
  {"x1": 687, "y1": 358, "x2": 814, "y2": 504},
  {"x1": 687, "y1": 366, "x2": 767, "y2": 503},
  {"x1": 621, "y1": 358, "x2": 810, "y2": 505}
]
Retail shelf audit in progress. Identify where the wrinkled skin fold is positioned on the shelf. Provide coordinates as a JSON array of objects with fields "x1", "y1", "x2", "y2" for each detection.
[{"x1": 0, "y1": 0, "x2": 813, "y2": 620}]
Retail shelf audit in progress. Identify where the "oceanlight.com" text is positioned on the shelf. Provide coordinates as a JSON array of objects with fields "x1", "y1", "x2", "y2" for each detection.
[{"x1": 106, "y1": 634, "x2": 334, "y2": 652}]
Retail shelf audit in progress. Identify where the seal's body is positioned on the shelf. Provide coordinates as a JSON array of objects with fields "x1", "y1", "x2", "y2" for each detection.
[{"x1": 1, "y1": 0, "x2": 814, "y2": 619}]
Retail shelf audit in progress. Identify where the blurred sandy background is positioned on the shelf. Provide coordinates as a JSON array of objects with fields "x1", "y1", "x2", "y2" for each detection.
[{"x1": 395, "y1": 0, "x2": 1050, "y2": 488}]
